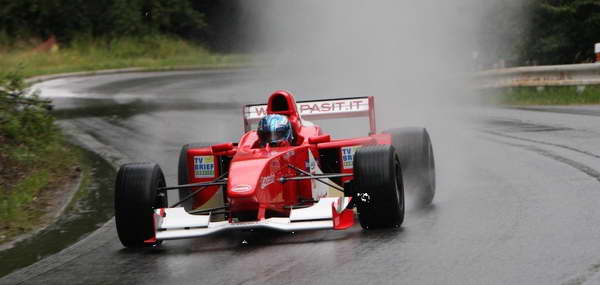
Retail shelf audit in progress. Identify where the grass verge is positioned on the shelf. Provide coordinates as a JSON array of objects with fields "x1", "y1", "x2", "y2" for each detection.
[
  {"x1": 0, "y1": 35, "x2": 247, "y2": 78},
  {"x1": 0, "y1": 69, "x2": 82, "y2": 244},
  {"x1": 0, "y1": 137, "x2": 81, "y2": 244},
  {"x1": 494, "y1": 86, "x2": 600, "y2": 105}
]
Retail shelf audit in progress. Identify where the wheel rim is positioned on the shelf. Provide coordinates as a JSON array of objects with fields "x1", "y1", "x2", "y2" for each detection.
[
  {"x1": 155, "y1": 173, "x2": 167, "y2": 208},
  {"x1": 150, "y1": 173, "x2": 166, "y2": 246}
]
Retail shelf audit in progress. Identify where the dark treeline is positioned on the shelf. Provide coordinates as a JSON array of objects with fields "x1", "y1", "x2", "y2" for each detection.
[
  {"x1": 523, "y1": 0, "x2": 600, "y2": 65},
  {"x1": 0, "y1": 0, "x2": 245, "y2": 51},
  {"x1": 2, "y1": 0, "x2": 600, "y2": 65},
  {"x1": 480, "y1": 0, "x2": 600, "y2": 66}
]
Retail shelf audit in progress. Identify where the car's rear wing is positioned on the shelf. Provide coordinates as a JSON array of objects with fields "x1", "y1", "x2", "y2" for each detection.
[{"x1": 243, "y1": 96, "x2": 376, "y2": 135}]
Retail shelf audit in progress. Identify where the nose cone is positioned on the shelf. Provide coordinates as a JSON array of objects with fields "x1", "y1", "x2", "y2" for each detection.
[
  {"x1": 227, "y1": 147, "x2": 297, "y2": 215},
  {"x1": 227, "y1": 159, "x2": 266, "y2": 199},
  {"x1": 227, "y1": 157, "x2": 271, "y2": 214}
]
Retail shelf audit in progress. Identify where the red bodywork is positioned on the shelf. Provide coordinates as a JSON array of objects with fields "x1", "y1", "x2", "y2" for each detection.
[{"x1": 183, "y1": 91, "x2": 391, "y2": 222}]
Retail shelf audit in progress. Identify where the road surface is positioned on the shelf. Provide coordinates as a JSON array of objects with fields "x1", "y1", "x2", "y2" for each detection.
[{"x1": 3, "y1": 70, "x2": 600, "y2": 284}]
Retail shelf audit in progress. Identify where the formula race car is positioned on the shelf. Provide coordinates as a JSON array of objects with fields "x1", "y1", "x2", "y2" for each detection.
[{"x1": 114, "y1": 90, "x2": 435, "y2": 248}]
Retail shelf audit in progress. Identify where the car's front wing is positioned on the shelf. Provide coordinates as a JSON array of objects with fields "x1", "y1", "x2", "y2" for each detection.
[{"x1": 149, "y1": 197, "x2": 354, "y2": 242}]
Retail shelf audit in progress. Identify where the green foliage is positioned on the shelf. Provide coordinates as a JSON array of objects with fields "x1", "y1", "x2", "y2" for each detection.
[
  {"x1": 0, "y1": 136, "x2": 81, "y2": 241},
  {"x1": 0, "y1": 71, "x2": 55, "y2": 147},
  {"x1": 0, "y1": 0, "x2": 207, "y2": 43},
  {"x1": 474, "y1": 0, "x2": 600, "y2": 66},
  {"x1": 146, "y1": 0, "x2": 206, "y2": 36},
  {"x1": 519, "y1": 0, "x2": 600, "y2": 64},
  {"x1": 106, "y1": 35, "x2": 203, "y2": 59},
  {"x1": 498, "y1": 86, "x2": 600, "y2": 105},
  {"x1": 0, "y1": 71, "x2": 80, "y2": 241},
  {"x1": 0, "y1": 170, "x2": 49, "y2": 226},
  {"x1": 0, "y1": 36, "x2": 247, "y2": 78}
]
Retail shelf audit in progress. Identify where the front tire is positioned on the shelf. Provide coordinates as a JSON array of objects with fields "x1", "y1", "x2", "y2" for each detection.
[
  {"x1": 353, "y1": 145, "x2": 405, "y2": 229},
  {"x1": 115, "y1": 162, "x2": 167, "y2": 248}
]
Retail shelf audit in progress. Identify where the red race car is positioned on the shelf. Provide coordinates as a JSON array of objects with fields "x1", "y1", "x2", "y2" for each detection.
[{"x1": 114, "y1": 90, "x2": 435, "y2": 248}]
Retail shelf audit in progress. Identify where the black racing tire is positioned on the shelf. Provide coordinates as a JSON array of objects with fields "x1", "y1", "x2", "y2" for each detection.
[
  {"x1": 353, "y1": 145, "x2": 405, "y2": 229},
  {"x1": 178, "y1": 143, "x2": 207, "y2": 211},
  {"x1": 385, "y1": 127, "x2": 435, "y2": 207},
  {"x1": 115, "y1": 162, "x2": 167, "y2": 248}
]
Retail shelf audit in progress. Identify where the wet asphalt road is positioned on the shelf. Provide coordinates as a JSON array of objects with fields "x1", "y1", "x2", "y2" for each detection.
[{"x1": 3, "y1": 70, "x2": 600, "y2": 284}]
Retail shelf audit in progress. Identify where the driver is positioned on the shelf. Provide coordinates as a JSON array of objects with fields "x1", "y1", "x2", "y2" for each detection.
[{"x1": 257, "y1": 114, "x2": 294, "y2": 147}]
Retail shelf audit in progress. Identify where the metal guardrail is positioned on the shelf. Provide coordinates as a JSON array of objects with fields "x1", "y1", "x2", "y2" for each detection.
[{"x1": 476, "y1": 63, "x2": 600, "y2": 88}]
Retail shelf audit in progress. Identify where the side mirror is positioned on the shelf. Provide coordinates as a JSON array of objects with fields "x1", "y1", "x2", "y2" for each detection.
[
  {"x1": 212, "y1": 142, "x2": 234, "y2": 153},
  {"x1": 308, "y1": 134, "x2": 331, "y2": 144}
]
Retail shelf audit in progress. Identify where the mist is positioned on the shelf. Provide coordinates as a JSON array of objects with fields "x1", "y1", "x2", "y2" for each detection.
[
  {"x1": 237, "y1": 1, "x2": 529, "y2": 205},
  {"x1": 241, "y1": 1, "x2": 493, "y2": 121}
]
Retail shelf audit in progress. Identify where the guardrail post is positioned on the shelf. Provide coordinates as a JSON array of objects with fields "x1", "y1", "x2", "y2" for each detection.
[{"x1": 596, "y1": 43, "x2": 600, "y2": 62}]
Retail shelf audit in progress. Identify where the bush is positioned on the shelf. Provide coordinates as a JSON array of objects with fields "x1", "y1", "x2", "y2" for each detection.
[
  {"x1": 0, "y1": 70, "x2": 79, "y2": 240},
  {"x1": 0, "y1": 71, "x2": 55, "y2": 147}
]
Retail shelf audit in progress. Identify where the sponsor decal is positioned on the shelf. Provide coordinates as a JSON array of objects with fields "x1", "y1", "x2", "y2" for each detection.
[
  {"x1": 298, "y1": 99, "x2": 367, "y2": 114},
  {"x1": 341, "y1": 146, "x2": 361, "y2": 169},
  {"x1": 194, "y1": 156, "x2": 215, "y2": 178},
  {"x1": 244, "y1": 98, "x2": 370, "y2": 120},
  {"x1": 261, "y1": 175, "x2": 275, "y2": 189},
  {"x1": 231, "y1": 184, "x2": 252, "y2": 193}
]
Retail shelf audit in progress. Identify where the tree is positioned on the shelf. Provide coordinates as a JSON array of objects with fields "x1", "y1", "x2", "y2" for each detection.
[
  {"x1": 0, "y1": 0, "x2": 208, "y2": 44},
  {"x1": 523, "y1": 0, "x2": 600, "y2": 64}
]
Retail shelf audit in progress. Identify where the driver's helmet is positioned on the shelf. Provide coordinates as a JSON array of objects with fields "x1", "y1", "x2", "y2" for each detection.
[{"x1": 257, "y1": 114, "x2": 294, "y2": 146}]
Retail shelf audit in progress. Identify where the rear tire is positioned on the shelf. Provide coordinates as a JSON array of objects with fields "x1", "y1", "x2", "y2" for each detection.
[
  {"x1": 353, "y1": 145, "x2": 405, "y2": 229},
  {"x1": 115, "y1": 162, "x2": 167, "y2": 248},
  {"x1": 178, "y1": 144, "x2": 207, "y2": 211},
  {"x1": 385, "y1": 128, "x2": 435, "y2": 206}
]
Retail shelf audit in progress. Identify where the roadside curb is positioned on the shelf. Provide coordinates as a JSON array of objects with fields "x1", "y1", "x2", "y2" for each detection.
[{"x1": 25, "y1": 64, "x2": 251, "y2": 85}]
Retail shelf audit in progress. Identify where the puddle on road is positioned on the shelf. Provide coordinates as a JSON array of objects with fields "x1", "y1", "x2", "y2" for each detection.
[{"x1": 0, "y1": 148, "x2": 115, "y2": 278}]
